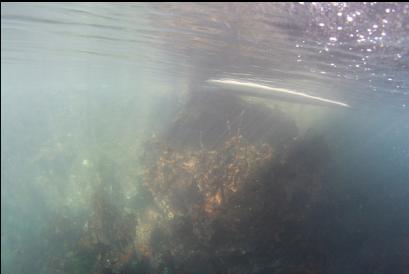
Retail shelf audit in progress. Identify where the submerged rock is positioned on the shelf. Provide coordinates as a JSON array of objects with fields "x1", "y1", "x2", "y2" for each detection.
[
  {"x1": 164, "y1": 92, "x2": 298, "y2": 154},
  {"x1": 138, "y1": 93, "x2": 332, "y2": 273}
]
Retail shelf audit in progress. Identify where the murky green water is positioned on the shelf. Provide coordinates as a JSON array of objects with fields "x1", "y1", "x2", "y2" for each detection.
[{"x1": 1, "y1": 3, "x2": 409, "y2": 274}]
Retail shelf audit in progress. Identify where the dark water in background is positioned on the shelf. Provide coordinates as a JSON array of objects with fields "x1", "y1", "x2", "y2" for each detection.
[{"x1": 1, "y1": 3, "x2": 409, "y2": 274}]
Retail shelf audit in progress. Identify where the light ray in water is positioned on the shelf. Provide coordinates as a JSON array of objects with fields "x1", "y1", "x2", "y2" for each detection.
[{"x1": 207, "y1": 79, "x2": 351, "y2": 108}]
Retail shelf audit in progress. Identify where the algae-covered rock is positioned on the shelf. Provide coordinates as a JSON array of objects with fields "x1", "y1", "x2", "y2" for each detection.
[
  {"x1": 137, "y1": 93, "x2": 332, "y2": 273},
  {"x1": 164, "y1": 92, "x2": 298, "y2": 153}
]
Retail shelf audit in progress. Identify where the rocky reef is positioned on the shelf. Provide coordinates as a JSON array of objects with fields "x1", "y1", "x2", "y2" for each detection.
[
  {"x1": 132, "y1": 92, "x2": 331, "y2": 274},
  {"x1": 36, "y1": 92, "x2": 332, "y2": 274}
]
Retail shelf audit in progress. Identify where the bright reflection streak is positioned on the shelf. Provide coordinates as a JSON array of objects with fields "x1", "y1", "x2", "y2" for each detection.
[{"x1": 207, "y1": 79, "x2": 351, "y2": 108}]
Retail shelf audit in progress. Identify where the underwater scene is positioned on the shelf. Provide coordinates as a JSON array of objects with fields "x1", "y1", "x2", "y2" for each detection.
[{"x1": 1, "y1": 3, "x2": 409, "y2": 274}]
